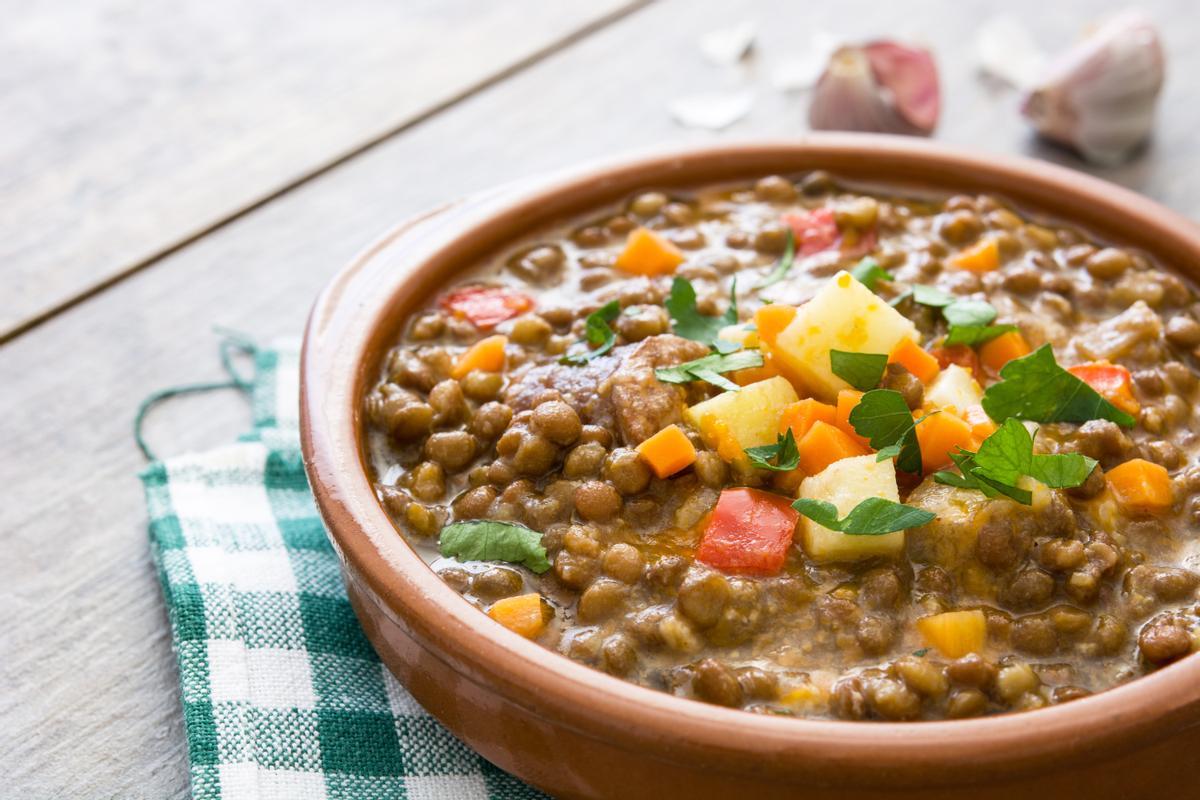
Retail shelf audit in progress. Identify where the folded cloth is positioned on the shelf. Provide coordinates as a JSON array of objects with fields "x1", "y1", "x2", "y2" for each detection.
[{"x1": 142, "y1": 340, "x2": 545, "y2": 800}]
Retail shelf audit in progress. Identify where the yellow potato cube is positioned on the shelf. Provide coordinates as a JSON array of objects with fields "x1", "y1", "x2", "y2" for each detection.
[
  {"x1": 717, "y1": 323, "x2": 759, "y2": 349},
  {"x1": 770, "y1": 271, "x2": 919, "y2": 402},
  {"x1": 797, "y1": 454, "x2": 905, "y2": 562},
  {"x1": 684, "y1": 376, "x2": 798, "y2": 461},
  {"x1": 924, "y1": 364, "x2": 983, "y2": 414}
]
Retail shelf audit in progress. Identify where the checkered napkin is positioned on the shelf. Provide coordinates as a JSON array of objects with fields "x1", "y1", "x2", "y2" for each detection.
[{"x1": 141, "y1": 341, "x2": 546, "y2": 800}]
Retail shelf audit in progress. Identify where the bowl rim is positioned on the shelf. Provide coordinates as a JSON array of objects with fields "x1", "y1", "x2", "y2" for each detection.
[{"x1": 301, "y1": 134, "x2": 1200, "y2": 787}]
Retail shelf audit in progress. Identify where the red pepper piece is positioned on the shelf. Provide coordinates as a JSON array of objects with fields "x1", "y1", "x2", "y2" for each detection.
[
  {"x1": 696, "y1": 488, "x2": 800, "y2": 576},
  {"x1": 440, "y1": 286, "x2": 534, "y2": 329}
]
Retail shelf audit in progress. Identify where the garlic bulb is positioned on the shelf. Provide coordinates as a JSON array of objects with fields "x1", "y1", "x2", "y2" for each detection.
[
  {"x1": 809, "y1": 41, "x2": 940, "y2": 136},
  {"x1": 1021, "y1": 11, "x2": 1165, "y2": 165}
]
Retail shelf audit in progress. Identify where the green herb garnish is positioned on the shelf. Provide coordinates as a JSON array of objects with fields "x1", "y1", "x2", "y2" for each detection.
[
  {"x1": 654, "y1": 349, "x2": 764, "y2": 392},
  {"x1": 756, "y1": 230, "x2": 795, "y2": 289},
  {"x1": 890, "y1": 283, "x2": 957, "y2": 308},
  {"x1": 830, "y1": 350, "x2": 889, "y2": 391},
  {"x1": 932, "y1": 418, "x2": 1098, "y2": 505},
  {"x1": 744, "y1": 429, "x2": 801, "y2": 471},
  {"x1": 560, "y1": 300, "x2": 620, "y2": 365},
  {"x1": 666, "y1": 276, "x2": 738, "y2": 346},
  {"x1": 849, "y1": 257, "x2": 894, "y2": 292},
  {"x1": 944, "y1": 324, "x2": 1019, "y2": 347},
  {"x1": 980, "y1": 345, "x2": 1136, "y2": 427},
  {"x1": 847, "y1": 389, "x2": 932, "y2": 474},
  {"x1": 939, "y1": 299, "x2": 1017, "y2": 346},
  {"x1": 438, "y1": 520, "x2": 551, "y2": 573},
  {"x1": 792, "y1": 497, "x2": 936, "y2": 535}
]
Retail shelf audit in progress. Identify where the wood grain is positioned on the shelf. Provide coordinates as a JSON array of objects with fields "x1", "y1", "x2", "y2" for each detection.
[
  {"x1": 0, "y1": 0, "x2": 641, "y2": 341},
  {"x1": 1, "y1": 0, "x2": 1197, "y2": 796}
]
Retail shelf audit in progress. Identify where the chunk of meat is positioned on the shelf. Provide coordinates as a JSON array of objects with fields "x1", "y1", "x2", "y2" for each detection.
[
  {"x1": 503, "y1": 334, "x2": 708, "y2": 446},
  {"x1": 1072, "y1": 300, "x2": 1162, "y2": 362},
  {"x1": 504, "y1": 355, "x2": 619, "y2": 430},
  {"x1": 606, "y1": 335, "x2": 709, "y2": 445}
]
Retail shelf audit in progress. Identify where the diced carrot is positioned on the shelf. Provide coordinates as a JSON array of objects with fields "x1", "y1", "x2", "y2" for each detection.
[
  {"x1": 1068, "y1": 362, "x2": 1141, "y2": 416},
  {"x1": 488, "y1": 593, "x2": 549, "y2": 639},
  {"x1": 753, "y1": 304, "x2": 798, "y2": 347},
  {"x1": 614, "y1": 227, "x2": 685, "y2": 276},
  {"x1": 1106, "y1": 458, "x2": 1175, "y2": 514},
  {"x1": 636, "y1": 424, "x2": 698, "y2": 479},
  {"x1": 913, "y1": 410, "x2": 975, "y2": 473},
  {"x1": 732, "y1": 351, "x2": 780, "y2": 386},
  {"x1": 979, "y1": 330, "x2": 1031, "y2": 375},
  {"x1": 797, "y1": 420, "x2": 870, "y2": 476},
  {"x1": 931, "y1": 344, "x2": 981, "y2": 378},
  {"x1": 888, "y1": 338, "x2": 940, "y2": 384},
  {"x1": 917, "y1": 610, "x2": 987, "y2": 658},
  {"x1": 834, "y1": 389, "x2": 871, "y2": 448},
  {"x1": 778, "y1": 398, "x2": 838, "y2": 441},
  {"x1": 451, "y1": 334, "x2": 507, "y2": 379},
  {"x1": 948, "y1": 238, "x2": 1000, "y2": 273},
  {"x1": 962, "y1": 404, "x2": 997, "y2": 441}
]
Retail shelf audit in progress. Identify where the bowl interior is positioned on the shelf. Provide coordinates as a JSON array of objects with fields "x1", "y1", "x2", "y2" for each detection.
[{"x1": 302, "y1": 135, "x2": 1200, "y2": 785}]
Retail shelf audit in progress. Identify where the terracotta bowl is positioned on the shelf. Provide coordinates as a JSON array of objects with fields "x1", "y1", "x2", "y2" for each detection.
[{"x1": 300, "y1": 136, "x2": 1200, "y2": 799}]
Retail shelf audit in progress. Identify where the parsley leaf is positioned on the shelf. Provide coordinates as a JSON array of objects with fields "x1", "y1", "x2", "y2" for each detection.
[
  {"x1": 744, "y1": 429, "x2": 801, "y2": 471},
  {"x1": 932, "y1": 419, "x2": 1097, "y2": 505},
  {"x1": 847, "y1": 389, "x2": 932, "y2": 473},
  {"x1": 933, "y1": 449, "x2": 1032, "y2": 504},
  {"x1": 942, "y1": 300, "x2": 997, "y2": 327},
  {"x1": 560, "y1": 300, "x2": 620, "y2": 365},
  {"x1": 944, "y1": 324, "x2": 1019, "y2": 347},
  {"x1": 756, "y1": 230, "x2": 795, "y2": 289},
  {"x1": 912, "y1": 284, "x2": 957, "y2": 307},
  {"x1": 974, "y1": 419, "x2": 1098, "y2": 489},
  {"x1": 830, "y1": 350, "x2": 889, "y2": 391},
  {"x1": 939, "y1": 299, "x2": 1018, "y2": 347},
  {"x1": 980, "y1": 344, "x2": 1136, "y2": 427},
  {"x1": 666, "y1": 277, "x2": 738, "y2": 346},
  {"x1": 439, "y1": 520, "x2": 551, "y2": 573},
  {"x1": 850, "y1": 257, "x2": 894, "y2": 291},
  {"x1": 792, "y1": 497, "x2": 935, "y2": 535},
  {"x1": 712, "y1": 337, "x2": 742, "y2": 355},
  {"x1": 654, "y1": 349, "x2": 763, "y2": 392}
]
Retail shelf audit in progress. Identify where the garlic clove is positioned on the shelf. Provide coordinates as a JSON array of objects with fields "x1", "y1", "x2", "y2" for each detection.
[
  {"x1": 1021, "y1": 10, "x2": 1165, "y2": 165},
  {"x1": 808, "y1": 41, "x2": 940, "y2": 136}
]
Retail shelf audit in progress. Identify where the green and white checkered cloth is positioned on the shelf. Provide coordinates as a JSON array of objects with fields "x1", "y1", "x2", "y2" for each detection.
[{"x1": 141, "y1": 340, "x2": 547, "y2": 800}]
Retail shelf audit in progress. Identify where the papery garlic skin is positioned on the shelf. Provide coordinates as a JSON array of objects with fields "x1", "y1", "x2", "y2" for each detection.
[
  {"x1": 809, "y1": 41, "x2": 940, "y2": 137},
  {"x1": 1021, "y1": 11, "x2": 1165, "y2": 165}
]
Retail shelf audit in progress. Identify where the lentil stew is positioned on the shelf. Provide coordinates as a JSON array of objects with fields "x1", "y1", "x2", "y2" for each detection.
[{"x1": 363, "y1": 172, "x2": 1200, "y2": 722}]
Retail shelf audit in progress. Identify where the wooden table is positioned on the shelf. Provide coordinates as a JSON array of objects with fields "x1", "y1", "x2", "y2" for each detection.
[{"x1": 2, "y1": 1, "x2": 1195, "y2": 795}]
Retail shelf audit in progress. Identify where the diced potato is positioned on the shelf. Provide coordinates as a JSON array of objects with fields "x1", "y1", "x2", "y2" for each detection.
[
  {"x1": 718, "y1": 323, "x2": 759, "y2": 349},
  {"x1": 905, "y1": 477, "x2": 992, "y2": 568},
  {"x1": 923, "y1": 364, "x2": 983, "y2": 414},
  {"x1": 917, "y1": 610, "x2": 987, "y2": 658},
  {"x1": 770, "y1": 271, "x2": 919, "y2": 401},
  {"x1": 684, "y1": 376, "x2": 799, "y2": 461},
  {"x1": 797, "y1": 454, "x2": 905, "y2": 562}
]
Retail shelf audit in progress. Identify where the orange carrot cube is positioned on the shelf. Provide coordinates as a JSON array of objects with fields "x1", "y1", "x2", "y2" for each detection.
[
  {"x1": 451, "y1": 335, "x2": 507, "y2": 379},
  {"x1": 636, "y1": 424, "x2": 698, "y2": 479},
  {"x1": 797, "y1": 420, "x2": 870, "y2": 476},
  {"x1": 615, "y1": 227, "x2": 685, "y2": 276},
  {"x1": 888, "y1": 338, "x2": 940, "y2": 384},
  {"x1": 1107, "y1": 458, "x2": 1174, "y2": 514},
  {"x1": 488, "y1": 593, "x2": 549, "y2": 639}
]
